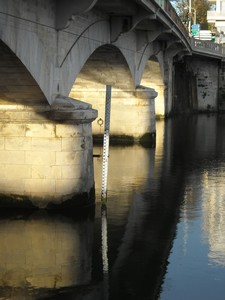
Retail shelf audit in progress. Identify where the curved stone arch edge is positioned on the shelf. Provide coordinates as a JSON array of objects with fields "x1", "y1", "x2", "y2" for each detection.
[
  {"x1": 0, "y1": 25, "x2": 161, "y2": 107},
  {"x1": 58, "y1": 26, "x2": 149, "y2": 101},
  {"x1": 67, "y1": 37, "x2": 163, "y2": 100},
  {"x1": 134, "y1": 41, "x2": 166, "y2": 88},
  {"x1": 0, "y1": 32, "x2": 55, "y2": 105}
]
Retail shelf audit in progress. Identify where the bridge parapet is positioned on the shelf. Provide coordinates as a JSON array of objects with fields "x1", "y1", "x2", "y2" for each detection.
[{"x1": 190, "y1": 38, "x2": 225, "y2": 57}]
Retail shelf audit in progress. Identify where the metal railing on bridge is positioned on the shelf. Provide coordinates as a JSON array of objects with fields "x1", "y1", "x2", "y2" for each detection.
[{"x1": 190, "y1": 38, "x2": 225, "y2": 57}]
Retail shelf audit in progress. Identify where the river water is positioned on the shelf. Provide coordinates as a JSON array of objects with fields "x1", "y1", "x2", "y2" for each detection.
[{"x1": 0, "y1": 115, "x2": 225, "y2": 300}]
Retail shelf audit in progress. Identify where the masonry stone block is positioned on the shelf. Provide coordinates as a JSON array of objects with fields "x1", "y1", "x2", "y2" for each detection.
[
  {"x1": 56, "y1": 151, "x2": 81, "y2": 166},
  {"x1": 31, "y1": 137, "x2": 62, "y2": 151},
  {"x1": 5, "y1": 137, "x2": 32, "y2": 150},
  {"x1": 56, "y1": 124, "x2": 84, "y2": 137},
  {"x1": 0, "y1": 151, "x2": 25, "y2": 164},
  {"x1": 61, "y1": 137, "x2": 85, "y2": 151},
  {"x1": 0, "y1": 137, "x2": 4, "y2": 150},
  {"x1": 31, "y1": 165, "x2": 62, "y2": 180},
  {"x1": 25, "y1": 151, "x2": 56, "y2": 166},
  {"x1": 0, "y1": 124, "x2": 26, "y2": 136},
  {"x1": 61, "y1": 165, "x2": 80, "y2": 179},
  {"x1": 4, "y1": 165, "x2": 31, "y2": 179},
  {"x1": 26, "y1": 124, "x2": 56, "y2": 138}
]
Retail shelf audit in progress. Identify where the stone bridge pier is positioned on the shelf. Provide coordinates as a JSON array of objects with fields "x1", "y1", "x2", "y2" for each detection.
[
  {"x1": 0, "y1": 0, "x2": 191, "y2": 208},
  {"x1": 0, "y1": 41, "x2": 97, "y2": 208},
  {"x1": 173, "y1": 56, "x2": 222, "y2": 113}
]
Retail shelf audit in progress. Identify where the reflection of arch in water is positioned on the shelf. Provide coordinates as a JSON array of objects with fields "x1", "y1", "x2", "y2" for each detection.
[
  {"x1": 0, "y1": 211, "x2": 94, "y2": 298},
  {"x1": 106, "y1": 118, "x2": 191, "y2": 299}
]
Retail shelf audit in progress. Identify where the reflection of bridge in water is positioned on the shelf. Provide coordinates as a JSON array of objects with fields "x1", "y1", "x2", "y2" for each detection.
[
  {"x1": 98, "y1": 116, "x2": 225, "y2": 299},
  {"x1": 0, "y1": 116, "x2": 224, "y2": 299}
]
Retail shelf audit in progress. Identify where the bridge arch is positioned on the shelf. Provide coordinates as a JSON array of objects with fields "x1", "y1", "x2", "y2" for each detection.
[
  {"x1": 0, "y1": 22, "x2": 56, "y2": 103},
  {"x1": 0, "y1": 39, "x2": 97, "y2": 209},
  {"x1": 70, "y1": 44, "x2": 157, "y2": 144},
  {"x1": 70, "y1": 44, "x2": 135, "y2": 138},
  {"x1": 0, "y1": 39, "x2": 46, "y2": 105},
  {"x1": 59, "y1": 18, "x2": 110, "y2": 100},
  {"x1": 0, "y1": 2, "x2": 111, "y2": 104}
]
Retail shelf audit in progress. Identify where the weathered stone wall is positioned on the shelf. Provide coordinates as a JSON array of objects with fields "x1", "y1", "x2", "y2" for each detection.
[
  {"x1": 173, "y1": 60, "x2": 198, "y2": 113},
  {"x1": 173, "y1": 56, "x2": 219, "y2": 113},
  {"x1": 218, "y1": 60, "x2": 225, "y2": 111},
  {"x1": 189, "y1": 57, "x2": 219, "y2": 112}
]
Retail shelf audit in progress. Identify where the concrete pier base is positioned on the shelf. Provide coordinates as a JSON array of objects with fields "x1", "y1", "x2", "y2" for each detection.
[
  {"x1": 0, "y1": 96, "x2": 97, "y2": 209},
  {"x1": 93, "y1": 85, "x2": 157, "y2": 146}
]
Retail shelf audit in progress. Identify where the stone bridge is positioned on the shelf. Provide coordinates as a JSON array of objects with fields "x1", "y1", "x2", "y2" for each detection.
[{"x1": 0, "y1": 0, "x2": 224, "y2": 208}]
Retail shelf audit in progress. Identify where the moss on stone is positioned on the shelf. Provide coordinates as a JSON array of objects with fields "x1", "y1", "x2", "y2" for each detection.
[{"x1": 0, "y1": 186, "x2": 95, "y2": 210}]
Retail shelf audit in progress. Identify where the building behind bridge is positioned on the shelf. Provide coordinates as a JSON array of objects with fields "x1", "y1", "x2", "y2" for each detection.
[{"x1": 207, "y1": 0, "x2": 225, "y2": 42}]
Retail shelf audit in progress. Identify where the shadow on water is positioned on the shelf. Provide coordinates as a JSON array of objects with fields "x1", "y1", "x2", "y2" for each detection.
[{"x1": 0, "y1": 115, "x2": 223, "y2": 300}]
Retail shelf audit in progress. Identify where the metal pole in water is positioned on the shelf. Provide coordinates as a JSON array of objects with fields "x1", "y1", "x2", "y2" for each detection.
[
  {"x1": 101, "y1": 85, "x2": 112, "y2": 201},
  {"x1": 101, "y1": 203, "x2": 109, "y2": 299},
  {"x1": 101, "y1": 203, "x2": 109, "y2": 274}
]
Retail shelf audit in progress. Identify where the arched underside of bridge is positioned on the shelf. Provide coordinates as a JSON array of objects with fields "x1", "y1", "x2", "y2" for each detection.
[
  {"x1": 70, "y1": 44, "x2": 158, "y2": 145},
  {"x1": 140, "y1": 56, "x2": 165, "y2": 118},
  {"x1": 0, "y1": 40, "x2": 46, "y2": 105},
  {"x1": 0, "y1": 40, "x2": 97, "y2": 209}
]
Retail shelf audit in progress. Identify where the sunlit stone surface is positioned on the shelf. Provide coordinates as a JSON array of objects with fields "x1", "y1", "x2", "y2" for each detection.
[
  {"x1": 0, "y1": 98, "x2": 97, "y2": 208},
  {"x1": 0, "y1": 40, "x2": 97, "y2": 208}
]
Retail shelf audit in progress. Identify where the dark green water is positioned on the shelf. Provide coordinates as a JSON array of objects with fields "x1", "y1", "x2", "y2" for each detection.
[{"x1": 1, "y1": 115, "x2": 225, "y2": 300}]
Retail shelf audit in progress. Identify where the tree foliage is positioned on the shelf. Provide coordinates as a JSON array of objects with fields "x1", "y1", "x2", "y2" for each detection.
[
  {"x1": 193, "y1": 0, "x2": 211, "y2": 28},
  {"x1": 171, "y1": 0, "x2": 211, "y2": 29}
]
